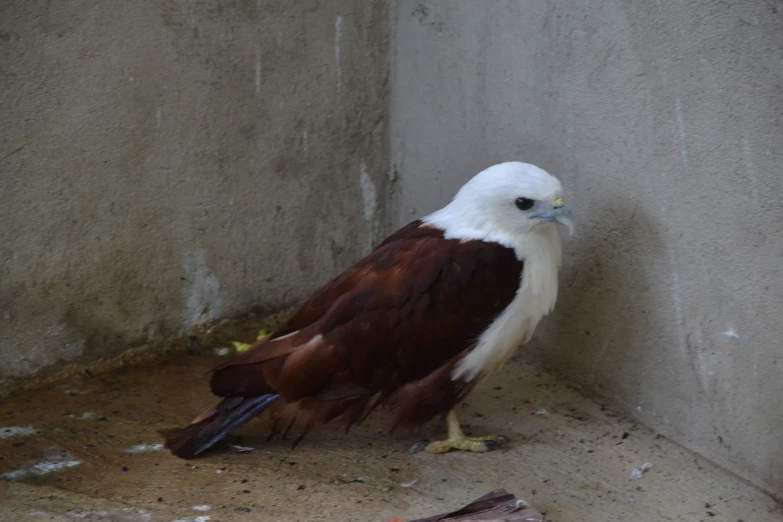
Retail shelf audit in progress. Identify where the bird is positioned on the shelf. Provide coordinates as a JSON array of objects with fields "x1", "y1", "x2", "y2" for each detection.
[{"x1": 162, "y1": 161, "x2": 574, "y2": 459}]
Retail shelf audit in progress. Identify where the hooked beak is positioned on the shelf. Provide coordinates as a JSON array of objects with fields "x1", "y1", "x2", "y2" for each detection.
[{"x1": 533, "y1": 196, "x2": 575, "y2": 235}]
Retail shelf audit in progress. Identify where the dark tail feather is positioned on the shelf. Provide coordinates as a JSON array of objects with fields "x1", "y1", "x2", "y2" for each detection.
[{"x1": 161, "y1": 394, "x2": 280, "y2": 459}]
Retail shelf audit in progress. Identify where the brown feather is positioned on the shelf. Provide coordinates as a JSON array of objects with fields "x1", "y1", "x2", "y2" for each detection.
[{"x1": 408, "y1": 489, "x2": 549, "y2": 522}]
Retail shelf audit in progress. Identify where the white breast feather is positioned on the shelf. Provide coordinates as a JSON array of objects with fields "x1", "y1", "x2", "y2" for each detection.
[{"x1": 451, "y1": 224, "x2": 562, "y2": 382}]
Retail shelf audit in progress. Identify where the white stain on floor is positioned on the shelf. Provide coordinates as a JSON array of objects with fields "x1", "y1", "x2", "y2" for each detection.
[
  {"x1": 0, "y1": 426, "x2": 38, "y2": 439},
  {"x1": 67, "y1": 412, "x2": 103, "y2": 420},
  {"x1": 630, "y1": 462, "x2": 653, "y2": 480},
  {"x1": 69, "y1": 507, "x2": 152, "y2": 521},
  {"x1": 124, "y1": 443, "x2": 164, "y2": 454},
  {"x1": 228, "y1": 444, "x2": 254, "y2": 453},
  {"x1": 2, "y1": 450, "x2": 81, "y2": 481}
]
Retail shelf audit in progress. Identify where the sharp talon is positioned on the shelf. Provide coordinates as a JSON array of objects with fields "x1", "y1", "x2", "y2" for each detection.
[
  {"x1": 409, "y1": 440, "x2": 430, "y2": 454},
  {"x1": 483, "y1": 440, "x2": 501, "y2": 449},
  {"x1": 496, "y1": 435, "x2": 509, "y2": 444}
]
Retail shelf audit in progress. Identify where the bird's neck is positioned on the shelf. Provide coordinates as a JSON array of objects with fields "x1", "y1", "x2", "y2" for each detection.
[
  {"x1": 423, "y1": 203, "x2": 562, "y2": 268},
  {"x1": 422, "y1": 203, "x2": 517, "y2": 251}
]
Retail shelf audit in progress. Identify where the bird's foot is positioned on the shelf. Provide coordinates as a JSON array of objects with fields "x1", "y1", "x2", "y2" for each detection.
[{"x1": 409, "y1": 434, "x2": 508, "y2": 454}]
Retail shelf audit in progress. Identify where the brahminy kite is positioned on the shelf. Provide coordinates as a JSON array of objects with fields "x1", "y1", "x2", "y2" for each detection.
[{"x1": 163, "y1": 161, "x2": 573, "y2": 459}]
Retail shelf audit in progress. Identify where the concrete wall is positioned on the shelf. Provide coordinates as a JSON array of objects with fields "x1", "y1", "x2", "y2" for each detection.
[
  {"x1": 0, "y1": 0, "x2": 390, "y2": 389},
  {"x1": 3, "y1": 0, "x2": 781, "y2": 501},
  {"x1": 391, "y1": 0, "x2": 783, "y2": 497}
]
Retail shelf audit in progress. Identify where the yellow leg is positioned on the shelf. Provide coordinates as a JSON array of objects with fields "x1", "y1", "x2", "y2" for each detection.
[{"x1": 410, "y1": 410, "x2": 507, "y2": 454}]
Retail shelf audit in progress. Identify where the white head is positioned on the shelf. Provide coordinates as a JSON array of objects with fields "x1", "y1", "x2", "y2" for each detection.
[{"x1": 423, "y1": 162, "x2": 574, "y2": 245}]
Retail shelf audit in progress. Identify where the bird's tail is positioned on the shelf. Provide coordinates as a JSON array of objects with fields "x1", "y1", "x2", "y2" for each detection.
[{"x1": 161, "y1": 394, "x2": 280, "y2": 459}]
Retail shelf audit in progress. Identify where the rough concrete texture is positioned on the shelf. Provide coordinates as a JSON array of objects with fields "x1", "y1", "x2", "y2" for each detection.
[
  {"x1": 0, "y1": 325, "x2": 780, "y2": 521},
  {"x1": 391, "y1": 0, "x2": 783, "y2": 499},
  {"x1": 0, "y1": 1, "x2": 390, "y2": 389}
]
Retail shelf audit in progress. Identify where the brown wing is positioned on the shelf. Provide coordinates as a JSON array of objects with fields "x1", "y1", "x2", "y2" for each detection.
[{"x1": 210, "y1": 220, "x2": 523, "y2": 432}]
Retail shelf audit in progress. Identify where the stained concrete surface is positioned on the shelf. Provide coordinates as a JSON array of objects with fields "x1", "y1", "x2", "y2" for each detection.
[
  {"x1": 0, "y1": 322, "x2": 780, "y2": 522},
  {"x1": 0, "y1": 0, "x2": 390, "y2": 390},
  {"x1": 390, "y1": 0, "x2": 783, "y2": 498}
]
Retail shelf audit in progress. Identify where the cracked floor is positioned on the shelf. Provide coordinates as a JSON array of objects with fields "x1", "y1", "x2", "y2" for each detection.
[{"x1": 0, "y1": 322, "x2": 780, "y2": 522}]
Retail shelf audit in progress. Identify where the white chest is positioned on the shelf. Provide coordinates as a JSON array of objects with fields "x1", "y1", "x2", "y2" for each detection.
[{"x1": 452, "y1": 224, "x2": 562, "y2": 382}]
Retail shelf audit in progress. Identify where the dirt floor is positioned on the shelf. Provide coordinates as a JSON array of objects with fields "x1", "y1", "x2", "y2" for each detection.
[{"x1": 1, "y1": 322, "x2": 781, "y2": 522}]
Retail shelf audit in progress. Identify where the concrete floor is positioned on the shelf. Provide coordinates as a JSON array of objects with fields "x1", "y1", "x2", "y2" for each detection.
[{"x1": 0, "y1": 322, "x2": 780, "y2": 522}]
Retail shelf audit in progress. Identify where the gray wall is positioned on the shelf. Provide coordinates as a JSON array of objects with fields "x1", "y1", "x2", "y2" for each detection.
[
  {"x1": 0, "y1": 0, "x2": 390, "y2": 389},
  {"x1": 2, "y1": 0, "x2": 781, "y2": 501},
  {"x1": 391, "y1": 0, "x2": 783, "y2": 497}
]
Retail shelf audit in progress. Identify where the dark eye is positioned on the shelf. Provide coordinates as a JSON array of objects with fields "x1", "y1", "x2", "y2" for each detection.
[{"x1": 515, "y1": 197, "x2": 535, "y2": 211}]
